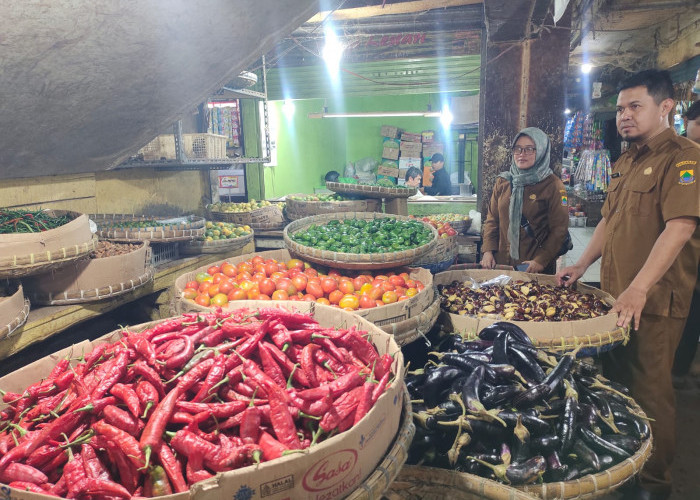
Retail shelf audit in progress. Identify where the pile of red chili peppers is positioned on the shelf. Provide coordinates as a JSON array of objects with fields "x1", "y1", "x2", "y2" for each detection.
[{"x1": 0, "y1": 307, "x2": 395, "y2": 498}]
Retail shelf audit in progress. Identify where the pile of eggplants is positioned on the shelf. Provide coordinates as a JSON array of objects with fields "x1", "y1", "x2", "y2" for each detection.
[{"x1": 406, "y1": 322, "x2": 649, "y2": 485}]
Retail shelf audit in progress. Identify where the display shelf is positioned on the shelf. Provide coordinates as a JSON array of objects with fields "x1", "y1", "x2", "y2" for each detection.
[{"x1": 0, "y1": 241, "x2": 255, "y2": 361}]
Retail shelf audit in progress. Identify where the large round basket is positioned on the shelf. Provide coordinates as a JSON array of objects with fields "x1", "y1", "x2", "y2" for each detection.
[
  {"x1": 326, "y1": 181, "x2": 417, "y2": 199},
  {"x1": 413, "y1": 236, "x2": 458, "y2": 274},
  {"x1": 0, "y1": 211, "x2": 96, "y2": 279},
  {"x1": 0, "y1": 283, "x2": 30, "y2": 341},
  {"x1": 284, "y1": 212, "x2": 438, "y2": 271},
  {"x1": 449, "y1": 217, "x2": 472, "y2": 235},
  {"x1": 285, "y1": 195, "x2": 382, "y2": 221},
  {"x1": 434, "y1": 269, "x2": 629, "y2": 356},
  {"x1": 346, "y1": 384, "x2": 415, "y2": 499},
  {"x1": 22, "y1": 241, "x2": 154, "y2": 306},
  {"x1": 382, "y1": 296, "x2": 441, "y2": 346},
  {"x1": 388, "y1": 412, "x2": 651, "y2": 500},
  {"x1": 208, "y1": 204, "x2": 286, "y2": 231},
  {"x1": 180, "y1": 230, "x2": 254, "y2": 255},
  {"x1": 448, "y1": 264, "x2": 515, "y2": 271},
  {"x1": 91, "y1": 214, "x2": 205, "y2": 242}
]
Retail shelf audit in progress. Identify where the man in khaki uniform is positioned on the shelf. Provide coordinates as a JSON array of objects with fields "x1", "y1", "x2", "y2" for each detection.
[{"x1": 557, "y1": 69, "x2": 700, "y2": 500}]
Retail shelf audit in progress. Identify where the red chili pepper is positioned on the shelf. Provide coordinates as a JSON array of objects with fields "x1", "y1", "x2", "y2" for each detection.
[
  {"x1": 313, "y1": 348, "x2": 347, "y2": 375},
  {"x1": 300, "y1": 344, "x2": 320, "y2": 387},
  {"x1": 235, "y1": 380, "x2": 268, "y2": 399},
  {"x1": 185, "y1": 453, "x2": 213, "y2": 484},
  {"x1": 164, "y1": 334, "x2": 195, "y2": 370},
  {"x1": 93, "y1": 420, "x2": 146, "y2": 469},
  {"x1": 269, "y1": 320, "x2": 293, "y2": 352},
  {"x1": 131, "y1": 360, "x2": 166, "y2": 398},
  {"x1": 92, "y1": 435, "x2": 139, "y2": 493},
  {"x1": 262, "y1": 341, "x2": 310, "y2": 387},
  {"x1": 313, "y1": 337, "x2": 348, "y2": 365},
  {"x1": 239, "y1": 406, "x2": 262, "y2": 444},
  {"x1": 63, "y1": 451, "x2": 88, "y2": 499},
  {"x1": 77, "y1": 477, "x2": 132, "y2": 499},
  {"x1": 296, "y1": 386, "x2": 333, "y2": 401},
  {"x1": 259, "y1": 343, "x2": 286, "y2": 387},
  {"x1": 8, "y1": 481, "x2": 56, "y2": 495},
  {"x1": 266, "y1": 384, "x2": 301, "y2": 450},
  {"x1": 353, "y1": 379, "x2": 375, "y2": 425},
  {"x1": 258, "y1": 431, "x2": 288, "y2": 460},
  {"x1": 255, "y1": 308, "x2": 315, "y2": 328},
  {"x1": 157, "y1": 443, "x2": 188, "y2": 493},
  {"x1": 176, "y1": 400, "x2": 246, "y2": 419},
  {"x1": 144, "y1": 318, "x2": 186, "y2": 341},
  {"x1": 319, "y1": 386, "x2": 364, "y2": 432},
  {"x1": 290, "y1": 390, "x2": 333, "y2": 417},
  {"x1": 149, "y1": 464, "x2": 174, "y2": 496},
  {"x1": 371, "y1": 371, "x2": 391, "y2": 404},
  {"x1": 323, "y1": 369, "x2": 364, "y2": 398},
  {"x1": 25, "y1": 443, "x2": 63, "y2": 469},
  {"x1": 338, "y1": 328, "x2": 379, "y2": 366},
  {"x1": 192, "y1": 354, "x2": 228, "y2": 402},
  {"x1": 91, "y1": 350, "x2": 130, "y2": 399},
  {"x1": 338, "y1": 410, "x2": 356, "y2": 433},
  {"x1": 374, "y1": 353, "x2": 393, "y2": 380},
  {"x1": 103, "y1": 405, "x2": 144, "y2": 436},
  {"x1": 217, "y1": 319, "x2": 260, "y2": 339},
  {"x1": 49, "y1": 475, "x2": 68, "y2": 497},
  {"x1": 170, "y1": 429, "x2": 219, "y2": 458},
  {"x1": 135, "y1": 380, "x2": 160, "y2": 419},
  {"x1": 207, "y1": 443, "x2": 261, "y2": 472},
  {"x1": 110, "y1": 382, "x2": 142, "y2": 418},
  {"x1": 80, "y1": 443, "x2": 110, "y2": 480},
  {"x1": 0, "y1": 462, "x2": 49, "y2": 485}
]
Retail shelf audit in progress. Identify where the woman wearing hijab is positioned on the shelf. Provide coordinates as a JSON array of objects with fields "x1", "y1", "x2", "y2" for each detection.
[{"x1": 480, "y1": 127, "x2": 569, "y2": 274}]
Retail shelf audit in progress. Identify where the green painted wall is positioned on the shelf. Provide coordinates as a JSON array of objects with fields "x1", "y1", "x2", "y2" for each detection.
[{"x1": 264, "y1": 92, "x2": 474, "y2": 198}]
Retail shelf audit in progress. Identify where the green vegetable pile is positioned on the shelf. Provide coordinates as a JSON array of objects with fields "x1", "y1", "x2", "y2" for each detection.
[
  {"x1": 332, "y1": 178, "x2": 412, "y2": 189},
  {"x1": 291, "y1": 217, "x2": 433, "y2": 253},
  {"x1": 106, "y1": 220, "x2": 160, "y2": 229},
  {"x1": 0, "y1": 209, "x2": 73, "y2": 234},
  {"x1": 287, "y1": 194, "x2": 347, "y2": 202}
]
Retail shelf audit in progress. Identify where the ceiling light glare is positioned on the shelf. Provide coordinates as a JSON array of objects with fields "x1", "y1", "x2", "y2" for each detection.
[
  {"x1": 282, "y1": 99, "x2": 295, "y2": 119},
  {"x1": 440, "y1": 106, "x2": 453, "y2": 128},
  {"x1": 581, "y1": 63, "x2": 593, "y2": 74},
  {"x1": 564, "y1": 108, "x2": 571, "y2": 115},
  {"x1": 322, "y1": 27, "x2": 344, "y2": 79}
]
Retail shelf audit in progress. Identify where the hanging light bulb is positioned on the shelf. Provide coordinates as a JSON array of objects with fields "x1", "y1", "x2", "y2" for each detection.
[{"x1": 322, "y1": 27, "x2": 344, "y2": 80}]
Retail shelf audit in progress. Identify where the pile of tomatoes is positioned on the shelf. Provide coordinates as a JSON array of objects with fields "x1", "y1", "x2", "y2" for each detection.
[
  {"x1": 410, "y1": 216, "x2": 458, "y2": 238},
  {"x1": 181, "y1": 255, "x2": 426, "y2": 310}
]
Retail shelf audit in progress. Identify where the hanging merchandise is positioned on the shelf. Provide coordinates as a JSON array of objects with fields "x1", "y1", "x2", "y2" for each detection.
[
  {"x1": 574, "y1": 149, "x2": 612, "y2": 193},
  {"x1": 207, "y1": 100, "x2": 241, "y2": 148},
  {"x1": 564, "y1": 111, "x2": 585, "y2": 148}
]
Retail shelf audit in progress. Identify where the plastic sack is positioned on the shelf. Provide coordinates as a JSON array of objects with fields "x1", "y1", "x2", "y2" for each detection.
[
  {"x1": 344, "y1": 162, "x2": 355, "y2": 177},
  {"x1": 469, "y1": 274, "x2": 513, "y2": 290},
  {"x1": 355, "y1": 157, "x2": 378, "y2": 173},
  {"x1": 468, "y1": 210, "x2": 481, "y2": 234}
]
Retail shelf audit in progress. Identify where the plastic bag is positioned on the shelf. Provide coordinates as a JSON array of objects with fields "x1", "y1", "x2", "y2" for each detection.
[
  {"x1": 355, "y1": 157, "x2": 378, "y2": 173},
  {"x1": 469, "y1": 274, "x2": 513, "y2": 290},
  {"x1": 344, "y1": 162, "x2": 355, "y2": 177},
  {"x1": 468, "y1": 210, "x2": 481, "y2": 234}
]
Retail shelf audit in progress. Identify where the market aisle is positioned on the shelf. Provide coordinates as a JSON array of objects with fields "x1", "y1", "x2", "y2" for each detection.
[{"x1": 558, "y1": 226, "x2": 600, "y2": 284}]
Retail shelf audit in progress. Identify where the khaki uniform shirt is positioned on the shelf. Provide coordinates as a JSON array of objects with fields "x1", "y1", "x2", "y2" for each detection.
[
  {"x1": 601, "y1": 128, "x2": 700, "y2": 318},
  {"x1": 482, "y1": 174, "x2": 570, "y2": 268}
]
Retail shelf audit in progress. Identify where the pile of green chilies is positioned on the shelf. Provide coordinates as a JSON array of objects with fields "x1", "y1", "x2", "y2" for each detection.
[{"x1": 0, "y1": 209, "x2": 72, "y2": 234}]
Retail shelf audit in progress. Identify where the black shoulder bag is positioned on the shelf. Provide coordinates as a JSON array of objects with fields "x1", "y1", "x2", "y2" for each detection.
[{"x1": 520, "y1": 215, "x2": 573, "y2": 258}]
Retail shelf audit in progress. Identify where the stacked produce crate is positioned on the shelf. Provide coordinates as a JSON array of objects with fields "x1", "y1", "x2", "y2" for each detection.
[{"x1": 379, "y1": 125, "x2": 402, "y2": 181}]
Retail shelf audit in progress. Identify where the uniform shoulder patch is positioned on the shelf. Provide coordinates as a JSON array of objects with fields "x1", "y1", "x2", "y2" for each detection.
[
  {"x1": 679, "y1": 169, "x2": 696, "y2": 185},
  {"x1": 676, "y1": 160, "x2": 697, "y2": 168},
  {"x1": 561, "y1": 195, "x2": 568, "y2": 206},
  {"x1": 529, "y1": 194, "x2": 537, "y2": 200}
]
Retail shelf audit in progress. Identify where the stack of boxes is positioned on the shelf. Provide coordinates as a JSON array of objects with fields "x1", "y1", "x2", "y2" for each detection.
[{"x1": 379, "y1": 125, "x2": 445, "y2": 185}]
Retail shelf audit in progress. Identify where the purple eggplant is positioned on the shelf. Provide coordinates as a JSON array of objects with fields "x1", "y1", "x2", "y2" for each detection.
[
  {"x1": 511, "y1": 415, "x2": 531, "y2": 463},
  {"x1": 508, "y1": 345, "x2": 546, "y2": 383},
  {"x1": 601, "y1": 434, "x2": 641, "y2": 455},
  {"x1": 492, "y1": 331, "x2": 510, "y2": 364},
  {"x1": 543, "y1": 451, "x2": 569, "y2": 482},
  {"x1": 513, "y1": 383, "x2": 550, "y2": 409},
  {"x1": 571, "y1": 439, "x2": 601, "y2": 471},
  {"x1": 579, "y1": 427, "x2": 630, "y2": 461},
  {"x1": 479, "y1": 322, "x2": 533, "y2": 346}
]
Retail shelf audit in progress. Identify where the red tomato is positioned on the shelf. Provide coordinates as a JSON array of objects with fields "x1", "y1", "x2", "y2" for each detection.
[
  {"x1": 195, "y1": 294, "x2": 211, "y2": 307},
  {"x1": 276, "y1": 278, "x2": 297, "y2": 296},
  {"x1": 208, "y1": 283, "x2": 222, "y2": 297},
  {"x1": 251, "y1": 256, "x2": 265, "y2": 266},
  {"x1": 211, "y1": 293, "x2": 228, "y2": 307},
  {"x1": 286, "y1": 259, "x2": 305, "y2": 271},
  {"x1": 304, "y1": 267, "x2": 319, "y2": 278},
  {"x1": 238, "y1": 280, "x2": 256, "y2": 291},
  {"x1": 389, "y1": 275, "x2": 406, "y2": 288},
  {"x1": 394, "y1": 286, "x2": 407, "y2": 297},
  {"x1": 320, "y1": 277, "x2": 338, "y2": 295},
  {"x1": 221, "y1": 263, "x2": 237, "y2": 278},
  {"x1": 237, "y1": 271, "x2": 253, "y2": 282},
  {"x1": 328, "y1": 290, "x2": 343, "y2": 305},
  {"x1": 237, "y1": 262, "x2": 254, "y2": 275},
  {"x1": 211, "y1": 273, "x2": 226, "y2": 284},
  {"x1": 367, "y1": 285, "x2": 384, "y2": 301},
  {"x1": 228, "y1": 289, "x2": 247, "y2": 301},
  {"x1": 306, "y1": 281, "x2": 324, "y2": 299},
  {"x1": 359, "y1": 295, "x2": 377, "y2": 309},
  {"x1": 258, "y1": 294, "x2": 271, "y2": 300},
  {"x1": 404, "y1": 279, "x2": 417, "y2": 289},
  {"x1": 327, "y1": 269, "x2": 342, "y2": 278},
  {"x1": 218, "y1": 280, "x2": 235, "y2": 295},
  {"x1": 182, "y1": 288, "x2": 198, "y2": 300},
  {"x1": 185, "y1": 280, "x2": 199, "y2": 290},
  {"x1": 264, "y1": 262, "x2": 279, "y2": 277},
  {"x1": 258, "y1": 278, "x2": 276, "y2": 297},
  {"x1": 291, "y1": 274, "x2": 308, "y2": 292},
  {"x1": 416, "y1": 282, "x2": 425, "y2": 292},
  {"x1": 271, "y1": 290, "x2": 289, "y2": 301},
  {"x1": 302, "y1": 294, "x2": 316, "y2": 302},
  {"x1": 338, "y1": 280, "x2": 355, "y2": 295},
  {"x1": 405, "y1": 287, "x2": 418, "y2": 297},
  {"x1": 207, "y1": 265, "x2": 221, "y2": 276},
  {"x1": 380, "y1": 282, "x2": 396, "y2": 293},
  {"x1": 247, "y1": 288, "x2": 261, "y2": 300},
  {"x1": 316, "y1": 297, "x2": 331, "y2": 305},
  {"x1": 352, "y1": 276, "x2": 369, "y2": 291}
]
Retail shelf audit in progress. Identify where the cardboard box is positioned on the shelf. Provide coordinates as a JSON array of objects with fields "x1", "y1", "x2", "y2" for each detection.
[
  {"x1": 400, "y1": 142, "x2": 422, "y2": 157},
  {"x1": 172, "y1": 249, "x2": 435, "y2": 326},
  {"x1": 0, "y1": 302, "x2": 405, "y2": 500},
  {"x1": 377, "y1": 164, "x2": 400, "y2": 177},
  {"x1": 382, "y1": 146, "x2": 400, "y2": 161},
  {"x1": 399, "y1": 157, "x2": 421, "y2": 170},
  {"x1": 381, "y1": 125, "x2": 402, "y2": 139},
  {"x1": 433, "y1": 269, "x2": 619, "y2": 344},
  {"x1": 398, "y1": 168, "x2": 409, "y2": 181},
  {"x1": 22, "y1": 242, "x2": 152, "y2": 305},
  {"x1": 422, "y1": 142, "x2": 444, "y2": 159},
  {"x1": 421, "y1": 130, "x2": 435, "y2": 143},
  {"x1": 400, "y1": 132, "x2": 422, "y2": 143},
  {"x1": 382, "y1": 138, "x2": 400, "y2": 149}
]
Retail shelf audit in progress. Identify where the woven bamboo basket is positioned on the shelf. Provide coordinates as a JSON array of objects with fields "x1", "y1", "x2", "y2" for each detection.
[
  {"x1": 449, "y1": 218, "x2": 473, "y2": 235},
  {"x1": 179, "y1": 230, "x2": 254, "y2": 255},
  {"x1": 286, "y1": 195, "x2": 382, "y2": 221},
  {"x1": 389, "y1": 407, "x2": 651, "y2": 499},
  {"x1": 22, "y1": 242, "x2": 154, "y2": 306},
  {"x1": 326, "y1": 181, "x2": 417, "y2": 199},
  {"x1": 413, "y1": 236, "x2": 459, "y2": 273},
  {"x1": 381, "y1": 296, "x2": 441, "y2": 346},
  {"x1": 92, "y1": 214, "x2": 206, "y2": 242},
  {"x1": 284, "y1": 212, "x2": 438, "y2": 270},
  {"x1": 346, "y1": 385, "x2": 415, "y2": 500},
  {"x1": 434, "y1": 269, "x2": 629, "y2": 356},
  {"x1": 448, "y1": 264, "x2": 515, "y2": 271},
  {"x1": 0, "y1": 284, "x2": 30, "y2": 341},
  {"x1": 0, "y1": 211, "x2": 96, "y2": 278},
  {"x1": 208, "y1": 204, "x2": 286, "y2": 230}
]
